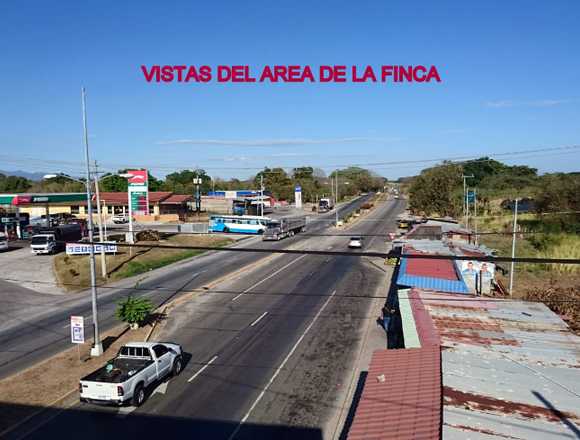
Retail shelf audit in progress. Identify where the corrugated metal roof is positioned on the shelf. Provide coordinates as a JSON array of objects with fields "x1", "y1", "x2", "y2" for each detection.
[
  {"x1": 405, "y1": 251, "x2": 458, "y2": 280},
  {"x1": 407, "y1": 225, "x2": 443, "y2": 240},
  {"x1": 347, "y1": 347, "x2": 442, "y2": 440},
  {"x1": 397, "y1": 256, "x2": 470, "y2": 294},
  {"x1": 410, "y1": 289, "x2": 580, "y2": 440}
]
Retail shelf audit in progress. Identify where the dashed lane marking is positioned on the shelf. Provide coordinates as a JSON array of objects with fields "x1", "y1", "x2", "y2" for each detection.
[{"x1": 187, "y1": 355, "x2": 219, "y2": 383}]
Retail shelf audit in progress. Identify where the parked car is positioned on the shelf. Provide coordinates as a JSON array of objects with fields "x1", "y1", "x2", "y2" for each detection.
[
  {"x1": 112, "y1": 214, "x2": 130, "y2": 224},
  {"x1": 0, "y1": 232, "x2": 9, "y2": 251},
  {"x1": 348, "y1": 236, "x2": 363, "y2": 249},
  {"x1": 80, "y1": 342, "x2": 183, "y2": 407}
]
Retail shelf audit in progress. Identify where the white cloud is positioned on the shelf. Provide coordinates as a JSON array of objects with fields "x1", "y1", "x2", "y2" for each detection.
[
  {"x1": 486, "y1": 99, "x2": 574, "y2": 108},
  {"x1": 157, "y1": 136, "x2": 400, "y2": 147}
]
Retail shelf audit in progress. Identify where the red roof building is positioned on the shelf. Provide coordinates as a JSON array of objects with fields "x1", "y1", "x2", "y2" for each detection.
[{"x1": 347, "y1": 347, "x2": 442, "y2": 440}]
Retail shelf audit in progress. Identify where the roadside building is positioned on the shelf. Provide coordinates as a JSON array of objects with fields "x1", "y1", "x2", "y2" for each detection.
[
  {"x1": 346, "y1": 221, "x2": 580, "y2": 440},
  {"x1": 0, "y1": 191, "x2": 193, "y2": 225}
]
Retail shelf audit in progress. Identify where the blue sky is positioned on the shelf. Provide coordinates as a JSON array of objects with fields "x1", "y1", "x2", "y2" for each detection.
[{"x1": 0, "y1": 1, "x2": 579, "y2": 180}]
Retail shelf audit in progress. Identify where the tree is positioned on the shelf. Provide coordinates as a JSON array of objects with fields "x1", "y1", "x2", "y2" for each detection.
[
  {"x1": 254, "y1": 168, "x2": 293, "y2": 200},
  {"x1": 535, "y1": 173, "x2": 580, "y2": 213},
  {"x1": 409, "y1": 163, "x2": 463, "y2": 216},
  {"x1": 163, "y1": 169, "x2": 211, "y2": 194},
  {"x1": 115, "y1": 295, "x2": 154, "y2": 328},
  {"x1": 0, "y1": 174, "x2": 32, "y2": 192}
]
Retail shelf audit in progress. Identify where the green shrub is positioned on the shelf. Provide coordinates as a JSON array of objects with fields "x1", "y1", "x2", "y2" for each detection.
[{"x1": 115, "y1": 295, "x2": 154, "y2": 325}]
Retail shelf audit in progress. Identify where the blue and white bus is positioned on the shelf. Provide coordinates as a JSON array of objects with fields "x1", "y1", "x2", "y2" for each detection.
[{"x1": 208, "y1": 215, "x2": 272, "y2": 234}]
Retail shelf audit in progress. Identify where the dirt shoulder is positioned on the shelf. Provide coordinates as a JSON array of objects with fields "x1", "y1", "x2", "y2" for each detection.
[{"x1": 0, "y1": 323, "x2": 150, "y2": 434}]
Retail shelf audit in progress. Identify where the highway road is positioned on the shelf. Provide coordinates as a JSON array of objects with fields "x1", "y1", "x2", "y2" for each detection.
[
  {"x1": 6, "y1": 197, "x2": 405, "y2": 440},
  {"x1": 0, "y1": 194, "x2": 376, "y2": 380}
]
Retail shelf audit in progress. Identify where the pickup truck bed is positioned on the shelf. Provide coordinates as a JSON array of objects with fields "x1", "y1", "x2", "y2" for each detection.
[{"x1": 82, "y1": 358, "x2": 152, "y2": 384}]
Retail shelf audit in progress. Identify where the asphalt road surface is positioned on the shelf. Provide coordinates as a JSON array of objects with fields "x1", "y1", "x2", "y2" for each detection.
[
  {"x1": 0, "y1": 194, "x2": 376, "y2": 379},
  {"x1": 7, "y1": 197, "x2": 405, "y2": 440}
]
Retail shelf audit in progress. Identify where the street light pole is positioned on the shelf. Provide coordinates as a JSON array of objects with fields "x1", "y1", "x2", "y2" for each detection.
[
  {"x1": 81, "y1": 87, "x2": 103, "y2": 357},
  {"x1": 260, "y1": 174, "x2": 264, "y2": 217},
  {"x1": 93, "y1": 160, "x2": 107, "y2": 278}
]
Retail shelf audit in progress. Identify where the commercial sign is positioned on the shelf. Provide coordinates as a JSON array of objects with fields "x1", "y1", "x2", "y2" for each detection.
[
  {"x1": 295, "y1": 185, "x2": 302, "y2": 209},
  {"x1": 127, "y1": 170, "x2": 149, "y2": 215},
  {"x1": 66, "y1": 242, "x2": 118, "y2": 255},
  {"x1": 467, "y1": 191, "x2": 475, "y2": 203},
  {"x1": 70, "y1": 316, "x2": 85, "y2": 344}
]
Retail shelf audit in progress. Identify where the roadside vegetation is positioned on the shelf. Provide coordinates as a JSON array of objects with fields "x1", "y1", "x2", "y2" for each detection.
[
  {"x1": 405, "y1": 158, "x2": 580, "y2": 332},
  {"x1": 53, "y1": 234, "x2": 233, "y2": 291},
  {"x1": 0, "y1": 165, "x2": 385, "y2": 204}
]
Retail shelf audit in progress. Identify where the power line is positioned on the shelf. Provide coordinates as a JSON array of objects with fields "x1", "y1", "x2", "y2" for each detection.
[
  {"x1": 1, "y1": 276, "x2": 579, "y2": 305},
  {"x1": 58, "y1": 239, "x2": 580, "y2": 264},
  {"x1": 1, "y1": 144, "x2": 579, "y2": 173}
]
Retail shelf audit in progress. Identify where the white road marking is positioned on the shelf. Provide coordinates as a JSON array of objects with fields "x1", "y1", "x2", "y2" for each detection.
[
  {"x1": 230, "y1": 254, "x2": 307, "y2": 302},
  {"x1": 249, "y1": 311, "x2": 268, "y2": 327},
  {"x1": 152, "y1": 381, "x2": 168, "y2": 395},
  {"x1": 227, "y1": 289, "x2": 338, "y2": 440},
  {"x1": 187, "y1": 355, "x2": 218, "y2": 383}
]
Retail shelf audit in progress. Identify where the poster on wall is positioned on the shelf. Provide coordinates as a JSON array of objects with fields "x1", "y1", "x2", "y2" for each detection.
[{"x1": 459, "y1": 260, "x2": 495, "y2": 294}]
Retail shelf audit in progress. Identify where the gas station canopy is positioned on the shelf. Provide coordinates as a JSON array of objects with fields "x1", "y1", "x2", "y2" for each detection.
[{"x1": 0, "y1": 193, "x2": 86, "y2": 206}]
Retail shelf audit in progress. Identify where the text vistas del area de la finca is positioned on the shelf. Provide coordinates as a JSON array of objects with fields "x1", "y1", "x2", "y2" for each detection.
[{"x1": 141, "y1": 65, "x2": 442, "y2": 83}]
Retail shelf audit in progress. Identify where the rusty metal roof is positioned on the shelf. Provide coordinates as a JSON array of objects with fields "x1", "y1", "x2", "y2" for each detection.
[
  {"x1": 410, "y1": 289, "x2": 580, "y2": 440},
  {"x1": 346, "y1": 347, "x2": 442, "y2": 440}
]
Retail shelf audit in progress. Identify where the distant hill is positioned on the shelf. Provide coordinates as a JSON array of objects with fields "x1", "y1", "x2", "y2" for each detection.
[{"x1": 0, "y1": 170, "x2": 45, "y2": 181}]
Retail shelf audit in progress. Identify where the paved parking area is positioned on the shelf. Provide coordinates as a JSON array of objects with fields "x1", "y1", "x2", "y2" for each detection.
[{"x1": 0, "y1": 244, "x2": 63, "y2": 295}]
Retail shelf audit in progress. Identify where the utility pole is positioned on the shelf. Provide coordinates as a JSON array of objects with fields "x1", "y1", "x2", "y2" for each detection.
[
  {"x1": 93, "y1": 160, "x2": 107, "y2": 279},
  {"x1": 260, "y1": 174, "x2": 264, "y2": 217},
  {"x1": 474, "y1": 188, "x2": 478, "y2": 246},
  {"x1": 193, "y1": 173, "x2": 202, "y2": 214},
  {"x1": 81, "y1": 87, "x2": 103, "y2": 357},
  {"x1": 462, "y1": 174, "x2": 474, "y2": 227},
  {"x1": 466, "y1": 188, "x2": 471, "y2": 230},
  {"x1": 509, "y1": 198, "x2": 519, "y2": 296},
  {"x1": 335, "y1": 171, "x2": 339, "y2": 226}
]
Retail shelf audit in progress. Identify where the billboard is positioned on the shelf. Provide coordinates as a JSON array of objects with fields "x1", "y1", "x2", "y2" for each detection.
[
  {"x1": 66, "y1": 242, "x2": 118, "y2": 255},
  {"x1": 295, "y1": 185, "x2": 302, "y2": 209},
  {"x1": 127, "y1": 170, "x2": 149, "y2": 215},
  {"x1": 459, "y1": 260, "x2": 495, "y2": 294}
]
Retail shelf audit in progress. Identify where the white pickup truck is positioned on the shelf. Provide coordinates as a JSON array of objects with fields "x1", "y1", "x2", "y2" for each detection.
[{"x1": 79, "y1": 342, "x2": 183, "y2": 407}]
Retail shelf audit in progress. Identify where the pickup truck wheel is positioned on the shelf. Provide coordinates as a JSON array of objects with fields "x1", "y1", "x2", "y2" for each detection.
[
  {"x1": 172, "y1": 356, "x2": 183, "y2": 376},
  {"x1": 132, "y1": 384, "x2": 146, "y2": 407}
]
